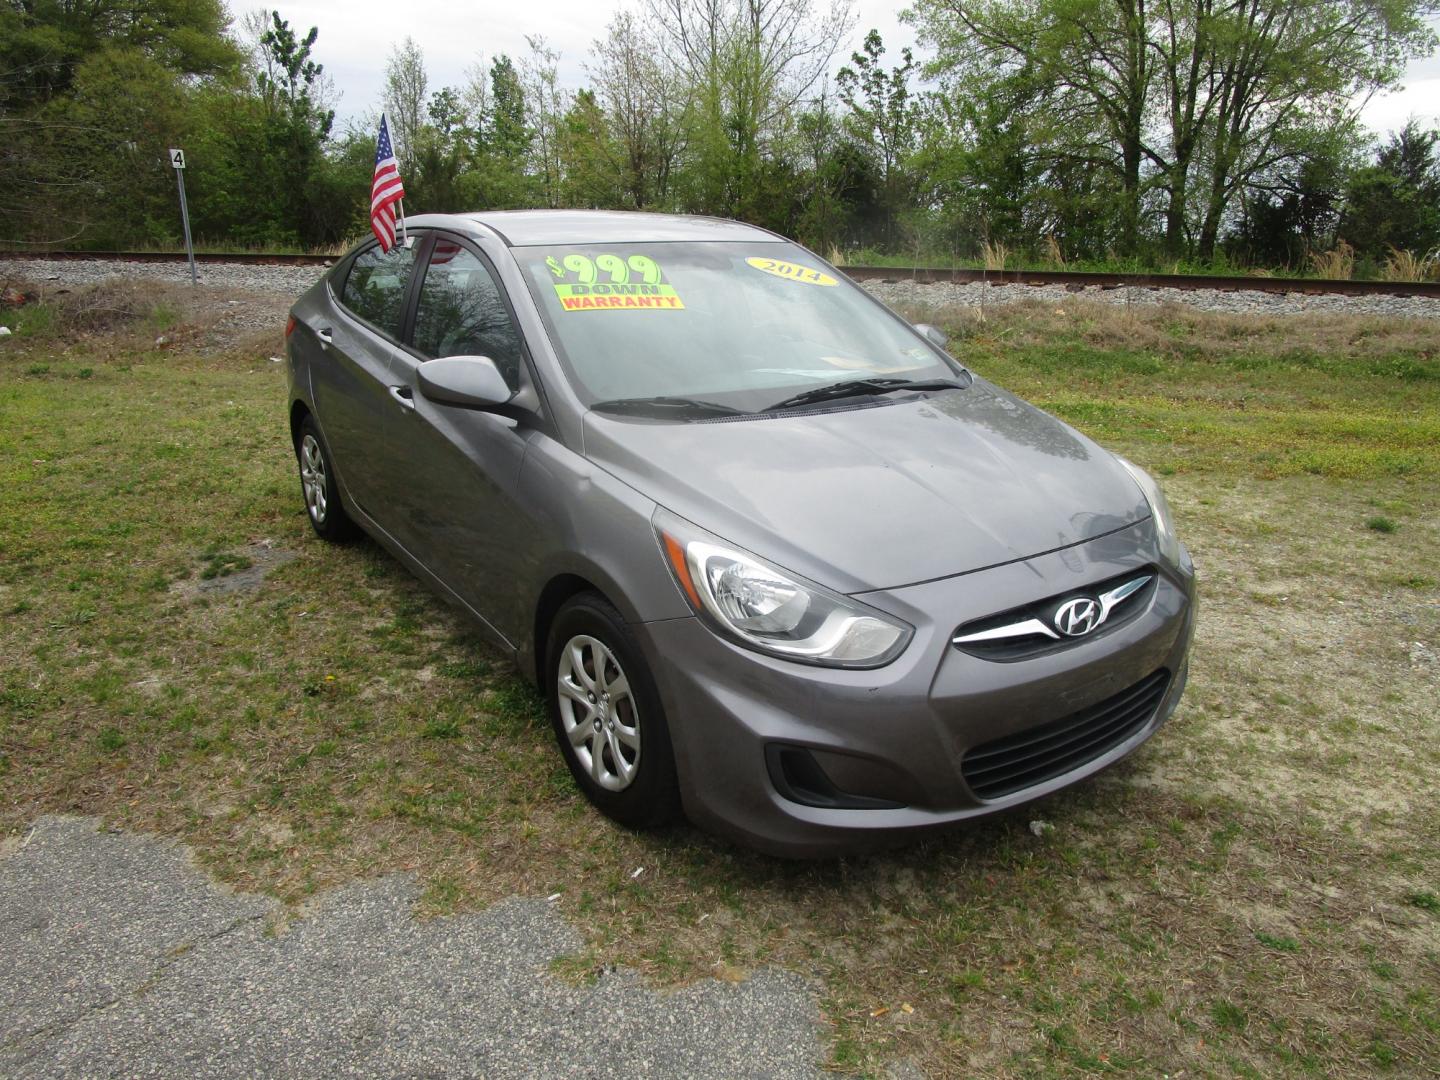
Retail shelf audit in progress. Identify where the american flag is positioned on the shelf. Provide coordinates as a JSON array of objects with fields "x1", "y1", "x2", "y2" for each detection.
[{"x1": 370, "y1": 114, "x2": 406, "y2": 252}]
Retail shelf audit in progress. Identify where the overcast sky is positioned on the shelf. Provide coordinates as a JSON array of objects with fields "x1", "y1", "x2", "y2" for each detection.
[{"x1": 249, "y1": 2, "x2": 1439, "y2": 139}]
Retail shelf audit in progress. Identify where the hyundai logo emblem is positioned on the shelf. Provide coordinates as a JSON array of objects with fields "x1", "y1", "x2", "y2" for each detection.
[{"x1": 1054, "y1": 596, "x2": 1101, "y2": 637}]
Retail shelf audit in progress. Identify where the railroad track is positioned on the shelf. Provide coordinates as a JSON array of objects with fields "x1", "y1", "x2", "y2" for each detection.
[{"x1": 5, "y1": 249, "x2": 1439, "y2": 299}]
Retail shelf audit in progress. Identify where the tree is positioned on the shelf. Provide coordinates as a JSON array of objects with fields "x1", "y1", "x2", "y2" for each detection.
[
  {"x1": 0, "y1": 0, "x2": 237, "y2": 112},
  {"x1": 836, "y1": 30, "x2": 921, "y2": 246},
  {"x1": 1, "y1": 0, "x2": 242, "y2": 244},
  {"x1": 485, "y1": 55, "x2": 529, "y2": 161},
  {"x1": 910, "y1": 0, "x2": 1156, "y2": 252},
  {"x1": 793, "y1": 88, "x2": 882, "y2": 250},
  {"x1": 521, "y1": 36, "x2": 568, "y2": 208},
  {"x1": 384, "y1": 36, "x2": 428, "y2": 175},
  {"x1": 1183, "y1": 0, "x2": 1437, "y2": 258},
  {"x1": 1228, "y1": 148, "x2": 1348, "y2": 267},
  {"x1": 1338, "y1": 122, "x2": 1440, "y2": 262},
  {"x1": 180, "y1": 10, "x2": 346, "y2": 248},
  {"x1": 558, "y1": 89, "x2": 624, "y2": 207},
  {"x1": 588, "y1": 11, "x2": 684, "y2": 208},
  {"x1": 909, "y1": 0, "x2": 1440, "y2": 258},
  {"x1": 645, "y1": 0, "x2": 853, "y2": 217},
  {"x1": 471, "y1": 54, "x2": 534, "y2": 207}
]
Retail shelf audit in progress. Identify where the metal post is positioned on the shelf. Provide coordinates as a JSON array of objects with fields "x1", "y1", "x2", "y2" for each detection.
[
  {"x1": 175, "y1": 168, "x2": 197, "y2": 286},
  {"x1": 169, "y1": 147, "x2": 197, "y2": 286}
]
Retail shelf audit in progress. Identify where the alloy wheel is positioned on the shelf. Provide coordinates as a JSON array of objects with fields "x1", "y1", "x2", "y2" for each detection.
[
  {"x1": 556, "y1": 634, "x2": 641, "y2": 792},
  {"x1": 299, "y1": 433, "x2": 328, "y2": 524}
]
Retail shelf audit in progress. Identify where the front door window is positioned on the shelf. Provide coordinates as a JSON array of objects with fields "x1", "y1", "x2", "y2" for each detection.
[{"x1": 412, "y1": 240, "x2": 523, "y2": 388}]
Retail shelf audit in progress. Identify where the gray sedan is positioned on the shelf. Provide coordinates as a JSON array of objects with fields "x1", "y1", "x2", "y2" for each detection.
[{"x1": 285, "y1": 211, "x2": 1196, "y2": 856}]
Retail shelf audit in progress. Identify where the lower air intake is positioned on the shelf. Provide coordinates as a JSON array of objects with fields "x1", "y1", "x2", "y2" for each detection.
[{"x1": 961, "y1": 670, "x2": 1171, "y2": 800}]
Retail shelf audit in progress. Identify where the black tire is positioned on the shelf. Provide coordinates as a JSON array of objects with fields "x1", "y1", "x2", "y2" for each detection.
[
  {"x1": 546, "y1": 592, "x2": 680, "y2": 829},
  {"x1": 295, "y1": 415, "x2": 358, "y2": 542}
]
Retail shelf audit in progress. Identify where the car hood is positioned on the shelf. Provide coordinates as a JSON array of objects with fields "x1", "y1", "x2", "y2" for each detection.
[{"x1": 582, "y1": 379, "x2": 1149, "y2": 593}]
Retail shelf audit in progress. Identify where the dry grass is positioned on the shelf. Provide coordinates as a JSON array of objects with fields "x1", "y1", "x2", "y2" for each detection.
[
  {"x1": 2, "y1": 279, "x2": 176, "y2": 337},
  {"x1": 981, "y1": 239, "x2": 1010, "y2": 272},
  {"x1": 2, "y1": 282, "x2": 1438, "y2": 1077},
  {"x1": 1308, "y1": 240, "x2": 1355, "y2": 280},
  {"x1": 1381, "y1": 247, "x2": 1439, "y2": 283},
  {"x1": 1042, "y1": 235, "x2": 1065, "y2": 268}
]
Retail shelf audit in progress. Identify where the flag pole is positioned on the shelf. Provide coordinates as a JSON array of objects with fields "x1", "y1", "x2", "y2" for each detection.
[{"x1": 399, "y1": 198, "x2": 408, "y2": 247}]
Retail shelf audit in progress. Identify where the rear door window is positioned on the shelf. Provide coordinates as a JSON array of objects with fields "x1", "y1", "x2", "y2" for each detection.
[
  {"x1": 412, "y1": 239, "x2": 524, "y2": 389},
  {"x1": 340, "y1": 243, "x2": 419, "y2": 339}
]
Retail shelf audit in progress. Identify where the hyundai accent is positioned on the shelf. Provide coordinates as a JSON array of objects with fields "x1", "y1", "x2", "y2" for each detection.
[{"x1": 284, "y1": 211, "x2": 1196, "y2": 856}]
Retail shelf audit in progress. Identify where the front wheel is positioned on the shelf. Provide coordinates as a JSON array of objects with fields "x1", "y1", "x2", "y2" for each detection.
[{"x1": 547, "y1": 593, "x2": 679, "y2": 829}]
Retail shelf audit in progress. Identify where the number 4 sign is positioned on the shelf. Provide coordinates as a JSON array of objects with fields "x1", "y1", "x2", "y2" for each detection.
[{"x1": 168, "y1": 148, "x2": 197, "y2": 284}]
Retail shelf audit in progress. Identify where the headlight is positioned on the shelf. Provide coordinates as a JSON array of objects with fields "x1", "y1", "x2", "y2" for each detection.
[
  {"x1": 655, "y1": 515, "x2": 912, "y2": 668},
  {"x1": 1117, "y1": 456, "x2": 1182, "y2": 566}
]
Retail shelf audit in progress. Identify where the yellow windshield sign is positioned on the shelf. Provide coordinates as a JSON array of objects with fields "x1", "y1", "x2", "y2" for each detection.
[
  {"x1": 547, "y1": 253, "x2": 685, "y2": 311},
  {"x1": 746, "y1": 257, "x2": 838, "y2": 287},
  {"x1": 555, "y1": 284, "x2": 684, "y2": 311}
]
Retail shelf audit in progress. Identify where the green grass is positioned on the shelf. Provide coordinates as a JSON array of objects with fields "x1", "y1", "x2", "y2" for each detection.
[
  {"x1": 921, "y1": 302, "x2": 1440, "y2": 484},
  {"x1": 2, "y1": 284, "x2": 1438, "y2": 1077}
]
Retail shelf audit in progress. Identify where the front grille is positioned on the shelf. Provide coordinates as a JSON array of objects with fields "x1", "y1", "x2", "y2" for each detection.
[
  {"x1": 961, "y1": 669, "x2": 1171, "y2": 800},
  {"x1": 953, "y1": 567, "x2": 1158, "y2": 662}
]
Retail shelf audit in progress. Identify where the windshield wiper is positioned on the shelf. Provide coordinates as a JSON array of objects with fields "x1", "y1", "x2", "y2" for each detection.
[
  {"x1": 762, "y1": 377, "x2": 968, "y2": 414},
  {"x1": 591, "y1": 395, "x2": 748, "y2": 418}
]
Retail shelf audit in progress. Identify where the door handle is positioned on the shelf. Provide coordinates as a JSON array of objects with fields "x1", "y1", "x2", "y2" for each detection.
[
  {"x1": 316, "y1": 327, "x2": 333, "y2": 348},
  {"x1": 389, "y1": 384, "x2": 416, "y2": 410}
]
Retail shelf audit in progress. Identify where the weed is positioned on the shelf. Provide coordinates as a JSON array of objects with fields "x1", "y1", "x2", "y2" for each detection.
[
  {"x1": 421, "y1": 718, "x2": 462, "y2": 740},
  {"x1": 1366, "y1": 516, "x2": 1399, "y2": 534},
  {"x1": 199, "y1": 551, "x2": 254, "y2": 579},
  {"x1": 1212, "y1": 1000, "x2": 1249, "y2": 1032},
  {"x1": 97, "y1": 728, "x2": 128, "y2": 752},
  {"x1": 1405, "y1": 891, "x2": 1439, "y2": 914},
  {"x1": 1254, "y1": 931, "x2": 1301, "y2": 952}
]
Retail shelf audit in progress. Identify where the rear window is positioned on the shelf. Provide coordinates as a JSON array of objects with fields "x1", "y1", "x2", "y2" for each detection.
[{"x1": 341, "y1": 243, "x2": 418, "y2": 339}]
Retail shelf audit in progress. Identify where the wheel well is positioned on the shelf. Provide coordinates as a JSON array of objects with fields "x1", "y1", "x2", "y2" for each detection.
[
  {"x1": 532, "y1": 574, "x2": 601, "y2": 693},
  {"x1": 289, "y1": 400, "x2": 311, "y2": 450}
]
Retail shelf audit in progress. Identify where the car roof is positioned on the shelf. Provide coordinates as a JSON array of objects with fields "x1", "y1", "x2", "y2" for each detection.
[{"x1": 405, "y1": 209, "x2": 786, "y2": 247}]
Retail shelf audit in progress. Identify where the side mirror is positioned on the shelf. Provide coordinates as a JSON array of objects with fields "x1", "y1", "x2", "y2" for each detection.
[
  {"x1": 415, "y1": 355, "x2": 514, "y2": 410},
  {"x1": 914, "y1": 323, "x2": 949, "y2": 349}
]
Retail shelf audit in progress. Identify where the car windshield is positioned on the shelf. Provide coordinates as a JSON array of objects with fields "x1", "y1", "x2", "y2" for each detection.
[{"x1": 516, "y1": 242, "x2": 962, "y2": 413}]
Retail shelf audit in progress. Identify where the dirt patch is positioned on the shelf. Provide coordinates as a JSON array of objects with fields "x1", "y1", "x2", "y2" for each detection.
[
  {"x1": 0, "y1": 275, "x2": 291, "y2": 357},
  {"x1": 170, "y1": 541, "x2": 297, "y2": 600}
]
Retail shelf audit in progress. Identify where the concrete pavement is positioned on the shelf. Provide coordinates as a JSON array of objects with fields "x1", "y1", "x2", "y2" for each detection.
[{"x1": 0, "y1": 817, "x2": 825, "y2": 1078}]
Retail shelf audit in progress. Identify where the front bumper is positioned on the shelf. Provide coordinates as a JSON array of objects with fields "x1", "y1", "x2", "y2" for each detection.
[{"x1": 633, "y1": 520, "x2": 1196, "y2": 857}]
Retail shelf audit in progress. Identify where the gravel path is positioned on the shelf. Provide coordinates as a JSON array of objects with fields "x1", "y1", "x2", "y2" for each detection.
[
  {"x1": 1, "y1": 258, "x2": 327, "y2": 298},
  {"x1": 862, "y1": 277, "x2": 1440, "y2": 320},
  {"x1": 5, "y1": 257, "x2": 1438, "y2": 320},
  {"x1": 0, "y1": 818, "x2": 825, "y2": 1079}
]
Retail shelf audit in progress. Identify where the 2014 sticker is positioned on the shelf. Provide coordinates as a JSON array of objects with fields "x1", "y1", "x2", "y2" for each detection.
[
  {"x1": 547, "y1": 254, "x2": 685, "y2": 311},
  {"x1": 745, "y1": 257, "x2": 838, "y2": 287}
]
